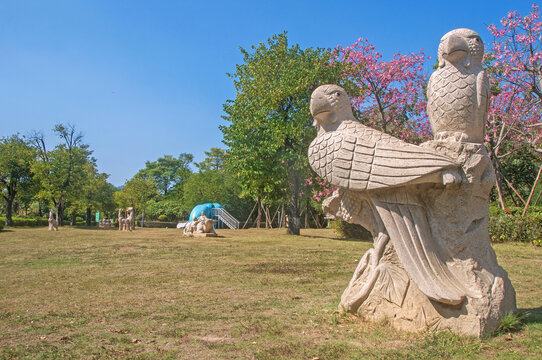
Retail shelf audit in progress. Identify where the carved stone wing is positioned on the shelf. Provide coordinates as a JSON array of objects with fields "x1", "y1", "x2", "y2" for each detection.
[{"x1": 308, "y1": 123, "x2": 459, "y2": 192}]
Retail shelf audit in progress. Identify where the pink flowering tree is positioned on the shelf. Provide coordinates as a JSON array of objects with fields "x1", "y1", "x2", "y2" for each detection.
[
  {"x1": 332, "y1": 38, "x2": 431, "y2": 143},
  {"x1": 486, "y1": 3, "x2": 542, "y2": 212}
]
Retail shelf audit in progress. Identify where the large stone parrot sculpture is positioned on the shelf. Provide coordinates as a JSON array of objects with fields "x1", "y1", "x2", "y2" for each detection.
[
  {"x1": 308, "y1": 84, "x2": 474, "y2": 306},
  {"x1": 427, "y1": 28, "x2": 489, "y2": 144},
  {"x1": 308, "y1": 28, "x2": 516, "y2": 337}
]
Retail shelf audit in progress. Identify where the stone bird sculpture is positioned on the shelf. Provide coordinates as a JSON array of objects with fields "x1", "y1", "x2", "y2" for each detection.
[
  {"x1": 308, "y1": 84, "x2": 473, "y2": 305},
  {"x1": 427, "y1": 28, "x2": 489, "y2": 143}
]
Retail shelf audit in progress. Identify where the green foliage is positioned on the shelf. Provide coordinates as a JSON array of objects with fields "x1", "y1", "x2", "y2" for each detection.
[
  {"x1": 0, "y1": 134, "x2": 36, "y2": 225},
  {"x1": 494, "y1": 312, "x2": 524, "y2": 335},
  {"x1": 29, "y1": 124, "x2": 96, "y2": 225},
  {"x1": 489, "y1": 211, "x2": 542, "y2": 246},
  {"x1": 196, "y1": 148, "x2": 225, "y2": 172},
  {"x1": 182, "y1": 167, "x2": 253, "y2": 221},
  {"x1": 500, "y1": 144, "x2": 540, "y2": 200},
  {"x1": 0, "y1": 217, "x2": 49, "y2": 227},
  {"x1": 329, "y1": 220, "x2": 372, "y2": 241},
  {"x1": 114, "y1": 177, "x2": 158, "y2": 213},
  {"x1": 182, "y1": 171, "x2": 227, "y2": 211},
  {"x1": 135, "y1": 154, "x2": 193, "y2": 197},
  {"x1": 146, "y1": 199, "x2": 184, "y2": 221},
  {"x1": 221, "y1": 32, "x2": 350, "y2": 203},
  {"x1": 141, "y1": 220, "x2": 177, "y2": 228}
]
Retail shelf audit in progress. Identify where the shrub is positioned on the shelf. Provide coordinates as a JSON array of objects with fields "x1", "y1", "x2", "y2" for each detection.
[
  {"x1": 158, "y1": 214, "x2": 168, "y2": 222},
  {"x1": 330, "y1": 220, "x2": 372, "y2": 241},
  {"x1": 0, "y1": 217, "x2": 49, "y2": 227},
  {"x1": 489, "y1": 212, "x2": 542, "y2": 246},
  {"x1": 0, "y1": 222, "x2": 3, "y2": 231},
  {"x1": 140, "y1": 220, "x2": 177, "y2": 228}
]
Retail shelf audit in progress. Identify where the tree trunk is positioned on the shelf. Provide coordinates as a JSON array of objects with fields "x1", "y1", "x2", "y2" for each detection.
[
  {"x1": 56, "y1": 200, "x2": 65, "y2": 227},
  {"x1": 256, "y1": 197, "x2": 262, "y2": 229},
  {"x1": 522, "y1": 165, "x2": 542, "y2": 216},
  {"x1": 491, "y1": 155, "x2": 506, "y2": 209},
  {"x1": 86, "y1": 207, "x2": 91, "y2": 226},
  {"x1": 287, "y1": 167, "x2": 301, "y2": 235},
  {"x1": 281, "y1": 204, "x2": 285, "y2": 228},
  {"x1": 71, "y1": 212, "x2": 77, "y2": 226},
  {"x1": 264, "y1": 206, "x2": 273, "y2": 229},
  {"x1": 5, "y1": 198, "x2": 14, "y2": 226}
]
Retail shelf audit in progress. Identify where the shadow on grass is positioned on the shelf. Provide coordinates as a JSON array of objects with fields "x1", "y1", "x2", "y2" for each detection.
[
  {"x1": 519, "y1": 307, "x2": 542, "y2": 325},
  {"x1": 300, "y1": 233, "x2": 373, "y2": 243},
  {"x1": 70, "y1": 226, "x2": 181, "y2": 231}
]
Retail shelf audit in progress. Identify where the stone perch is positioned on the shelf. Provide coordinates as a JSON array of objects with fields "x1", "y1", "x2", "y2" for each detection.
[{"x1": 307, "y1": 28, "x2": 515, "y2": 337}]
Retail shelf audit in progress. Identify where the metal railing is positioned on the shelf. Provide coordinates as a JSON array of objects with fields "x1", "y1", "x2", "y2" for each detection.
[{"x1": 212, "y1": 207, "x2": 239, "y2": 229}]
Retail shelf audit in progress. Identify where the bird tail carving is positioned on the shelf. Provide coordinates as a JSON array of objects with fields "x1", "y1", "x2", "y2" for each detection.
[{"x1": 372, "y1": 192, "x2": 474, "y2": 305}]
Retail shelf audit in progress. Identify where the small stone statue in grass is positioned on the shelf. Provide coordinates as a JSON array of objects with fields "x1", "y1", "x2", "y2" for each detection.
[{"x1": 48, "y1": 209, "x2": 58, "y2": 231}]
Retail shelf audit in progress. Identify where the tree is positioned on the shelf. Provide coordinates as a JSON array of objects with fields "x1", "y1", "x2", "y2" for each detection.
[
  {"x1": 136, "y1": 154, "x2": 193, "y2": 197},
  {"x1": 76, "y1": 170, "x2": 116, "y2": 226},
  {"x1": 332, "y1": 38, "x2": 430, "y2": 142},
  {"x1": 30, "y1": 124, "x2": 94, "y2": 226},
  {"x1": 0, "y1": 134, "x2": 36, "y2": 226},
  {"x1": 114, "y1": 177, "x2": 158, "y2": 222},
  {"x1": 221, "y1": 32, "x2": 349, "y2": 235},
  {"x1": 486, "y1": 3, "x2": 542, "y2": 211},
  {"x1": 196, "y1": 147, "x2": 226, "y2": 172},
  {"x1": 146, "y1": 199, "x2": 184, "y2": 221}
]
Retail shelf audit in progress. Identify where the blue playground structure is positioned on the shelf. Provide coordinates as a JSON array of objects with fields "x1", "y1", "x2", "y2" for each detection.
[{"x1": 188, "y1": 203, "x2": 239, "y2": 229}]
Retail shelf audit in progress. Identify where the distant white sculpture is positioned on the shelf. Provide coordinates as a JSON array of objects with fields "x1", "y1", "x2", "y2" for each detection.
[
  {"x1": 118, "y1": 208, "x2": 125, "y2": 231},
  {"x1": 183, "y1": 212, "x2": 217, "y2": 237},
  {"x1": 118, "y1": 208, "x2": 133, "y2": 231},
  {"x1": 307, "y1": 30, "x2": 515, "y2": 338},
  {"x1": 48, "y1": 208, "x2": 58, "y2": 231},
  {"x1": 98, "y1": 218, "x2": 114, "y2": 228},
  {"x1": 126, "y1": 207, "x2": 135, "y2": 230}
]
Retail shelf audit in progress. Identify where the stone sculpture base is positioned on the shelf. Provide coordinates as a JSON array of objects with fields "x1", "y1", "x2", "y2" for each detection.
[{"x1": 335, "y1": 141, "x2": 516, "y2": 337}]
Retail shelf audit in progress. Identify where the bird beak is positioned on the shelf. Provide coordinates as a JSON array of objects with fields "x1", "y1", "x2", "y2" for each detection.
[{"x1": 442, "y1": 34, "x2": 468, "y2": 62}]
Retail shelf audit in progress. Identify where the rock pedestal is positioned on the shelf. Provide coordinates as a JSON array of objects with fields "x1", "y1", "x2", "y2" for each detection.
[{"x1": 336, "y1": 140, "x2": 515, "y2": 336}]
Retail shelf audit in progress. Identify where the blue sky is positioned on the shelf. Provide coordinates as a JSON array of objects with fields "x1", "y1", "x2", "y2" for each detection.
[{"x1": 0, "y1": 0, "x2": 535, "y2": 186}]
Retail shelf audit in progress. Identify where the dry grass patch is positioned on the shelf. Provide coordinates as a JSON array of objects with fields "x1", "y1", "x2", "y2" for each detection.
[{"x1": 0, "y1": 227, "x2": 540, "y2": 359}]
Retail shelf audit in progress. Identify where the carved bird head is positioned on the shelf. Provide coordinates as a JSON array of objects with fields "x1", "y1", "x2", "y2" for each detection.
[
  {"x1": 438, "y1": 28, "x2": 484, "y2": 69},
  {"x1": 310, "y1": 84, "x2": 353, "y2": 132}
]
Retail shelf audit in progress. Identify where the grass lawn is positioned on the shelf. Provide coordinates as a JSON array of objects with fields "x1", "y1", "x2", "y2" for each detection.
[{"x1": 0, "y1": 227, "x2": 540, "y2": 359}]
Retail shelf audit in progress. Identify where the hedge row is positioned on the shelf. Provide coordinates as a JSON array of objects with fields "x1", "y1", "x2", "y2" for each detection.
[
  {"x1": 0, "y1": 217, "x2": 49, "y2": 227},
  {"x1": 0, "y1": 218, "x2": 97, "y2": 227},
  {"x1": 489, "y1": 213, "x2": 542, "y2": 246},
  {"x1": 140, "y1": 221, "x2": 178, "y2": 228},
  {"x1": 330, "y1": 209, "x2": 542, "y2": 246},
  {"x1": 329, "y1": 220, "x2": 372, "y2": 241}
]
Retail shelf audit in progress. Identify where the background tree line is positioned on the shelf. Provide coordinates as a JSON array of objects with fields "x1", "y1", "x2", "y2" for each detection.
[
  {"x1": 2, "y1": 4, "x2": 539, "y2": 232},
  {"x1": 221, "y1": 5, "x2": 541, "y2": 235},
  {"x1": 0, "y1": 126, "x2": 254, "y2": 227}
]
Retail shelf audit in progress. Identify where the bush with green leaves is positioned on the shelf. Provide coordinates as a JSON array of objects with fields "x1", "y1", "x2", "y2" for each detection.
[
  {"x1": 140, "y1": 220, "x2": 177, "y2": 228},
  {"x1": 146, "y1": 199, "x2": 184, "y2": 221},
  {"x1": 0, "y1": 217, "x2": 49, "y2": 227},
  {"x1": 489, "y1": 212, "x2": 542, "y2": 246},
  {"x1": 329, "y1": 220, "x2": 372, "y2": 241}
]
